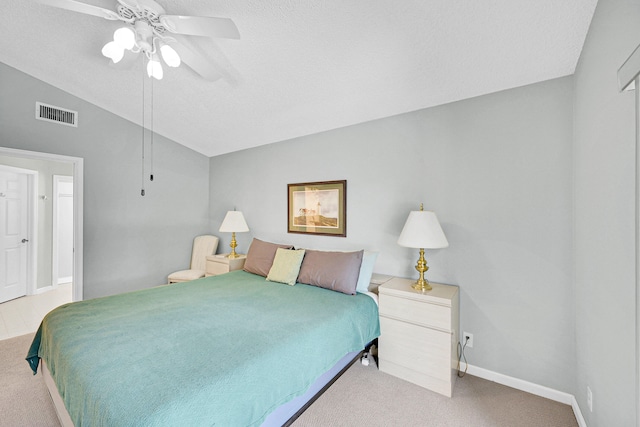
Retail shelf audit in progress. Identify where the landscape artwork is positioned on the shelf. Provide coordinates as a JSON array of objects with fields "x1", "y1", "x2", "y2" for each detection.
[{"x1": 287, "y1": 180, "x2": 346, "y2": 237}]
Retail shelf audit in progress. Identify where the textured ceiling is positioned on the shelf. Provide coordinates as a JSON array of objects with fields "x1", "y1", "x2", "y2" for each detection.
[{"x1": 0, "y1": 1, "x2": 598, "y2": 157}]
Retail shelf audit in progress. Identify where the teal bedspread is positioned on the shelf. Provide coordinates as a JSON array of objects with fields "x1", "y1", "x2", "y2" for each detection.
[{"x1": 26, "y1": 271, "x2": 379, "y2": 426}]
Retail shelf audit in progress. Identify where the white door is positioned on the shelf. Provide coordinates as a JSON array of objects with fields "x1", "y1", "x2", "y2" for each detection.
[{"x1": 0, "y1": 170, "x2": 28, "y2": 303}]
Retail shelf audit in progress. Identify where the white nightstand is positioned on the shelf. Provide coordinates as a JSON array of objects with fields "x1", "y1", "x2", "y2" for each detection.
[
  {"x1": 205, "y1": 254, "x2": 246, "y2": 277},
  {"x1": 378, "y1": 277, "x2": 459, "y2": 397},
  {"x1": 368, "y1": 273, "x2": 394, "y2": 294}
]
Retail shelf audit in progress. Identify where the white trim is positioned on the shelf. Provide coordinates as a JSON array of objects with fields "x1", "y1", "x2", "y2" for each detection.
[
  {"x1": 73, "y1": 160, "x2": 83, "y2": 302},
  {"x1": 28, "y1": 174, "x2": 37, "y2": 295},
  {"x1": 52, "y1": 176, "x2": 59, "y2": 289},
  {"x1": 618, "y1": 43, "x2": 640, "y2": 91},
  {"x1": 464, "y1": 364, "x2": 573, "y2": 404},
  {"x1": 35, "y1": 285, "x2": 54, "y2": 295},
  {"x1": 26, "y1": 173, "x2": 38, "y2": 295},
  {"x1": 571, "y1": 395, "x2": 588, "y2": 427},
  {"x1": 52, "y1": 175, "x2": 73, "y2": 289},
  {"x1": 618, "y1": 53, "x2": 640, "y2": 427},
  {"x1": 0, "y1": 147, "x2": 83, "y2": 302},
  {"x1": 636, "y1": 75, "x2": 640, "y2": 427},
  {"x1": 461, "y1": 363, "x2": 586, "y2": 426}
]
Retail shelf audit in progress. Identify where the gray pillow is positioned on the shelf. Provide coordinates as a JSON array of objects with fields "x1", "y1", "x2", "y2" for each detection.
[
  {"x1": 297, "y1": 250, "x2": 364, "y2": 295},
  {"x1": 243, "y1": 238, "x2": 294, "y2": 277}
]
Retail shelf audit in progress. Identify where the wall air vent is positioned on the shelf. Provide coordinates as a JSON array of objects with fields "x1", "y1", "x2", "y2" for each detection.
[{"x1": 35, "y1": 102, "x2": 78, "y2": 127}]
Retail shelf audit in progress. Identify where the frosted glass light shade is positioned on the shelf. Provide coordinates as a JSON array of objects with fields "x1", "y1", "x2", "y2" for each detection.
[
  {"x1": 219, "y1": 211, "x2": 249, "y2": 232},
  {"x1": 147, "y1": 57, "x2": 163, "y2": 80},
  {"x1": 160, "y1": 44, "x2": 181, "y2": 67},
  {"x1": 113, "y1": 27, "x2": 136, "y2": 50},
  {"x1": 397, "y1": 210, "x2": 448, "y2": 249},
  {"x1": 101, "y1": 41, "x2": 124, "y2": 63}
]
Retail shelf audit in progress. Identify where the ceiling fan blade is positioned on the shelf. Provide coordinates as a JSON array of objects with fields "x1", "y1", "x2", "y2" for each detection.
[
  {"x1": 166, "y1": 35, "x2": 222, "y2": 81},
  {"x1": 160, "y1": 15, "x2": 240, "y2": 40},
  {"x1": 38, "y1": 0, "x2": 120, "y2": 20}
]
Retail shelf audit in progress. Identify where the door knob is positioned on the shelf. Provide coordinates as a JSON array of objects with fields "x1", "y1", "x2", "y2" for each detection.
[{"x1": 21, "y1": 239, "x2": 29, "y2": 243}]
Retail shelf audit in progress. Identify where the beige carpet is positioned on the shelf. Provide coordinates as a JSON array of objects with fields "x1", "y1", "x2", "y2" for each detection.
[
  {"x1": 1, "y1": 334, "x2": 578, "y2": 427},
  {"x1": 0, "y1": 333, "x2": 59, "y2": 427},
  {"x1": 292, "y1": 361, "x2": 579, "y2": 427}
]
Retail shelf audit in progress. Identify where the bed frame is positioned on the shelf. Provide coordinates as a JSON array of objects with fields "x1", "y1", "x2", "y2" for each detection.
[
  {"x1": 42, "y1": 362, "x2": 73, "y2": 427},
  {"x1": 42, "y1": 349, "x2": 368, "y2": 427}
]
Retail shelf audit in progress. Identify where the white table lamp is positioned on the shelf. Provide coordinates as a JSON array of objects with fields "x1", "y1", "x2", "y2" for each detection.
[
  {"x1": 397, "y1": 204, "x2": 448, "y2": 292},
  {"x1": 219, "y1": 211, "x2": 249, "y2": 258}
]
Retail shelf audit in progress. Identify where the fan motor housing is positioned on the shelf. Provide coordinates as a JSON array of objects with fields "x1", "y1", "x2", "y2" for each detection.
[{"x1": 117, "y1": 0, "x2": 167, "y2": 35}]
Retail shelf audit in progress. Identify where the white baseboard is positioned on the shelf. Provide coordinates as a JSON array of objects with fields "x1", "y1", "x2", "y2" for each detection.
[
  {"x1": 461, "y1": 363, "x2": 587, "y2": 427},
  {"x1": 571, "y1": 395, "x2": 587, "y2": 427},
  {"x1": 35, "y1": 280, "x2": 72, "y2": 295},
  {"x1": 35, "y1": 285, "x2": 54, "y2": 294}
]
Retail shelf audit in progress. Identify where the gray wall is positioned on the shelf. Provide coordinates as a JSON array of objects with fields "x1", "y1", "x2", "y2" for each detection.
[
  {"x1": 0, "y1": 62, "x2": 211, "y2": 299},
  {"x1": 574, "y1": 0, "x2": 639, "y2": 425},
  {"x1": 210, "y1": 76, "x2": 576, "y2": 394},
  {"x1": 0, "y1": 156, "x2": 72, "y2": 289}
]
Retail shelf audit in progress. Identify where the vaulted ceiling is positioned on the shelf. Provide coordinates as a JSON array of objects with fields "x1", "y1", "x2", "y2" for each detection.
[{"x1": 0, "y1": 1, "x2": 598, "y2": 157}]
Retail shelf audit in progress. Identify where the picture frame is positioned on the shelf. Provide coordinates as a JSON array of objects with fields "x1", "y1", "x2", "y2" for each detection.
[{"x1": 287, "y1": 180, "x2": 347, "y2": 237}]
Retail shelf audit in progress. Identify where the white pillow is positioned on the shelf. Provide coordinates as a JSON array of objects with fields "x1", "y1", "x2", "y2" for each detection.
[
  {"x1": 356, "y1": 251, "x2": 379, "y2": 293},
  {"x1": 266, "y1": 248, "x2": 306, "y2": 286}
]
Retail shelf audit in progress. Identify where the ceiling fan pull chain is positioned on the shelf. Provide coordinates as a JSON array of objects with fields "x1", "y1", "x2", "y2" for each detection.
[
  {"x1": 141, "y1": 56, "x2": 146, "y2": 197},
  {"x1": 150, "y1": 75, "x2": 154, "y2": 182}
]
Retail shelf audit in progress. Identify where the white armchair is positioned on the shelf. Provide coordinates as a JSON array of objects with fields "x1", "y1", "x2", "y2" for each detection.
[{"x1": 168, "y1": 235, "x2": 219, "y2": 284}]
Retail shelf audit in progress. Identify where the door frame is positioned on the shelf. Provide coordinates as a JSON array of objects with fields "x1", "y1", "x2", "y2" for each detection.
[
  {"x1": 52, "y1": 175, "x2": 73, "y2": 287},
  {"x1": 0, "y1": 164, "x2": 38, "y2": 298},
  {"x1": 619, "y1": 45, "x2": 640, "y2": 427},
  {"x1": 0, "y1": 147, "x2": 83, "y2": 302}
]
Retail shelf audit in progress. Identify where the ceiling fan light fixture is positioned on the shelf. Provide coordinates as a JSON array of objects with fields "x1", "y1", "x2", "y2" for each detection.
[
  {"x1": 113, "y1": 27, "x2": 136, "y2": 50},
  {"x1": 147, "y1": 56, "x2": 163, "y2": 80},
  {"x1": 160, "y1": 43, "x2": 180, "y2": 67},
  {"x1": 39, "y1": 0, "x2": 239, "y2": 81},
  {"x1": 101, "y1": 41, "x2": 124, "y2": 63}
]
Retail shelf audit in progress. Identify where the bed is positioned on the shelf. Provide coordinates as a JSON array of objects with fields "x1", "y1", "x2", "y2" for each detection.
[{"x1": 26, "y1": 242, "x2": 380, "y2": 427}]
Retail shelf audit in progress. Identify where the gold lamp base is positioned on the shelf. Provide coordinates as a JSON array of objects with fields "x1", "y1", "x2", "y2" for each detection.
[
  {"x1": 411, "y1": 248, "x2": 432, "y2": 292},
  {"x1": 227, "y1": 232, "x2": 240, "y2": 258}
]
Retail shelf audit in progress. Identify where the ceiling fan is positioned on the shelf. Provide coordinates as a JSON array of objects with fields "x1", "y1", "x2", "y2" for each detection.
[{"x1": 38, "y1": 0, "x2": 240, "y2": 81}]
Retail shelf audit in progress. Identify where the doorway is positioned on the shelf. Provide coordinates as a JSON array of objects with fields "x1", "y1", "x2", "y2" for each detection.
[
  {"x1": 0, "y1": 147, "x2": 83, "y2": 302},
  {"x1": 618, "y1": 46, "x2": 640, "y2": 427}
]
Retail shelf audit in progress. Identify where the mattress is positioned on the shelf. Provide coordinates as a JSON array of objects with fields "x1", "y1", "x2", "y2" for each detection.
[{"x1": 27, "y1": 270, "x2": 380, "y2": 426}]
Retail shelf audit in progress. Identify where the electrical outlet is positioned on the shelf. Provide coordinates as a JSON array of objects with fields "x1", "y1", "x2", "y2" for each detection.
[
  {"x1": 463, "y1": 332, "x2": 473, "y2": 348},
  {"x1": 587, "y1": 386, "x2": 593, "y2": 412}
]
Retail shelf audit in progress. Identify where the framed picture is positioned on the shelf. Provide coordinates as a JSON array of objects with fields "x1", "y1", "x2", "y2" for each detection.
[{"x1": 287, "y1": 180, "x2": 347, "y2": 237}]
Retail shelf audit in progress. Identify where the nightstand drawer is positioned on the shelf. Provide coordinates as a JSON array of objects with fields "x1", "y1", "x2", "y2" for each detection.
[
  {"x1": 379, "y1": 293, "x2": 451, "y2": 332},
  {"x1": 205, "y1": 254, "x2": 246, "y2": 277},
  {"x1": 379, "y1": 316, "x2": 451, "y2": 381},
  {"x1": 206, "y1": 260, "x2": 231, "y2": 275}
]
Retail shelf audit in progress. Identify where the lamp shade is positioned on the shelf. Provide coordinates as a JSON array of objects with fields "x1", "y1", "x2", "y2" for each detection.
[
  {"x1": 219, "y1": 211, "x2": 249, "y2": 233},
  {"x1": 397, "y1": 210, "x2": 448, "y2": 249}
]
